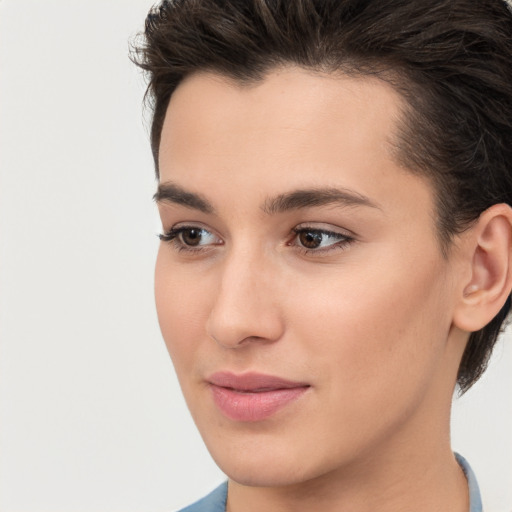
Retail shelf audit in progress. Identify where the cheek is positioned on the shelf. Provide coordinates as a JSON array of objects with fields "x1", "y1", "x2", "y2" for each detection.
[
  {"x1": 288, "y1": 251, "x2": 452, "y2": 409},
  {"x1": 154, "y1": 247, "x2": 212, "y2": 369}
]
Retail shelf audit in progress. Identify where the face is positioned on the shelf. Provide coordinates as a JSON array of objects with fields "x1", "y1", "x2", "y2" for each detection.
[{"x1": 155, "y1": 68, "x2": 462, "y2": 488}]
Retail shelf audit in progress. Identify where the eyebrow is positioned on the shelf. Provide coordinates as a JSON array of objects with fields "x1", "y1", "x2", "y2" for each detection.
[
  {"x1": 262, "y1": 187, "x2": 380, "y2": 214},
  {"x1": 154, "y1": 182, "x2": 215, "y2": 214},
  {"x1": 154, "y1": 181, "x2": 380, "y2": 215}
]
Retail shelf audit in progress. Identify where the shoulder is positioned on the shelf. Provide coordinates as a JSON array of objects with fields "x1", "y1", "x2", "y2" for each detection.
[{"x1": 177, "y1": 482, "x2": 228, "y2": 512}]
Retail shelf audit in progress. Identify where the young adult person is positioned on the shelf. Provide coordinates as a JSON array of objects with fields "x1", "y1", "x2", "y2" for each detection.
[{"x1": 133, "y1": 1, "x2": 512, "y2": 511}]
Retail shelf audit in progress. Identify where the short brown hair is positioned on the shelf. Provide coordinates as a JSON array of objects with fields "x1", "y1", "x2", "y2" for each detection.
[{"x1": 132, "y1": 0, "x2": 512, "y2": 393}]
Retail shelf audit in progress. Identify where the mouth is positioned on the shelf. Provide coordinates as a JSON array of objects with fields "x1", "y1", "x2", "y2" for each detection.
[{"x1": 207, "y1": 371, "x2": 310, "y2": 422}]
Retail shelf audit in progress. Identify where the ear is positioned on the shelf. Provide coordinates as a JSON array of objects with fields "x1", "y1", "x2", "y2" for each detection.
[{"x1": 453, "y1": 203, "x2": 512, "y2": 332}]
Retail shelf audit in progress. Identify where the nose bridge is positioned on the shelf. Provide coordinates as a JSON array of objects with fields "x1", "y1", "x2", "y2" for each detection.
[{"x1": 206, "y1": 241, "x2": 284, "y2": 348}]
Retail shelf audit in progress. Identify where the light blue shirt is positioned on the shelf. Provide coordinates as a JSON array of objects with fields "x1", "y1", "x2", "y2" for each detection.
[
  {"x1": 179, "y1": 453, "x2": 482, "y2": 512},
  {"x1": 456, "y1": 453, "x2": 483, "y2": 512}
]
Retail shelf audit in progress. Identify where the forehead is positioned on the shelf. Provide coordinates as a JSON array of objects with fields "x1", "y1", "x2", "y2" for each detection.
[{"x1": 160, "y1": 67, "x2": 404, "y2": 166}]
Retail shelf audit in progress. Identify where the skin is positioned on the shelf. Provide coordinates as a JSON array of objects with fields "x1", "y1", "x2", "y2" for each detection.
[{"x1": 154, "y1": 67, "x2": 512, "y2": 512}]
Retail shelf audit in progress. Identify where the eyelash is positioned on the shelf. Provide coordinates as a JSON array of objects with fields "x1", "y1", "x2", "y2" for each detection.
[
  {"x1": 158, "y1": 225, "x2": 355, "y2": 255},
  {"x1": 158, "y1": 226, "x2": 221, "y2": 253}
]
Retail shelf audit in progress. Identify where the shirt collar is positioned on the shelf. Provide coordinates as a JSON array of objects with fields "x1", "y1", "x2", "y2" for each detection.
[{"x1": 455, "y1": 452, "x2": 483, "y2": 512}]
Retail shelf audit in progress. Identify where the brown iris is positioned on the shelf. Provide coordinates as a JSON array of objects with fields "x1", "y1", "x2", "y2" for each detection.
[
  {"x1": 298, "y1": 230, "x2": 323, "y2": 249},
  {"x1": 181, "y1": 228, "x2": 203, "y2": 246}
]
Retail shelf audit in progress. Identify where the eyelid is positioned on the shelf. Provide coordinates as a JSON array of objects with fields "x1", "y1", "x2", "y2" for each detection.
[
  {"x1": 162, "y1": 221, "x2": 220, "y2": 236},
  {"x1": 292, "y1": 222, "x2": 356, "y2": 238}
]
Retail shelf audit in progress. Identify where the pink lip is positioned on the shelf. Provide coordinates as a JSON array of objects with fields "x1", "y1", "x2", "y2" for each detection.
[{"x1": 207, "y1": 372, "x2": 310, "y2": 422}]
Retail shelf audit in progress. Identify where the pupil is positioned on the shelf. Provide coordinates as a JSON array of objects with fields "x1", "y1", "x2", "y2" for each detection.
[
  {"x1": 182, "y1": 228, "x2": 202, "y2": 246},
  {"x1": 300, "y1": 231, "x2": 322, "y2": 249}
]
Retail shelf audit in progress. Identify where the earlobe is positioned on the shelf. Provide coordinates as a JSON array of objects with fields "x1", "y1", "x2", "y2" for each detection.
[{"x1": 454, "y1": 204, "x2": 512, "y2": 333}]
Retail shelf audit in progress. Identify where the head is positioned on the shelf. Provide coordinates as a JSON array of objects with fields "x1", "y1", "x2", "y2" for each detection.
[{"x1": 133, "y1": 0, "x2": 512, "y2": 488}]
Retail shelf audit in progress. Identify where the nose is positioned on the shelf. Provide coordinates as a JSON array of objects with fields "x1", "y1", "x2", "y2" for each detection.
[{"x1": 206, "y1": 249, "x2": 285, "y2": 349}]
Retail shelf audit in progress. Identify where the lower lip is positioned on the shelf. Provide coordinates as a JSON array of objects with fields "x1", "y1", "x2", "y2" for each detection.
[{"x1": 210, "y1": 385, "x2": 309, "y2": 422}]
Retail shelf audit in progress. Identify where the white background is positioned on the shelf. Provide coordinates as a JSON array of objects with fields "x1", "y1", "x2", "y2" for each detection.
[{"x1": 0, "y1": 1, "x2": 511, "y2": 511}]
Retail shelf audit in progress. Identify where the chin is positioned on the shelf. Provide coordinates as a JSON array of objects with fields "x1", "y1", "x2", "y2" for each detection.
[
  {"x1": 205, "y1": 434, "x2": 339, "y2": 488},
  {"x1": 218, "y1": 458, "x2": 311, "y2": 488}
]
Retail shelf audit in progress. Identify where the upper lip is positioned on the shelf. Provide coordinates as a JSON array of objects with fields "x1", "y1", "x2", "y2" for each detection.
[{"x1": 207, "y1": 371, "x2": 310, "y2": 392}]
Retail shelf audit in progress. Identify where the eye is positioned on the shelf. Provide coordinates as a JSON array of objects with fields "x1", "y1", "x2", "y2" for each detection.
[
  {"x1": 290, "y1": 226, "x2": 354, "y2": 253},
  {"x1": 159, "y1": 225, "x2": 222, "y2": 250}
]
